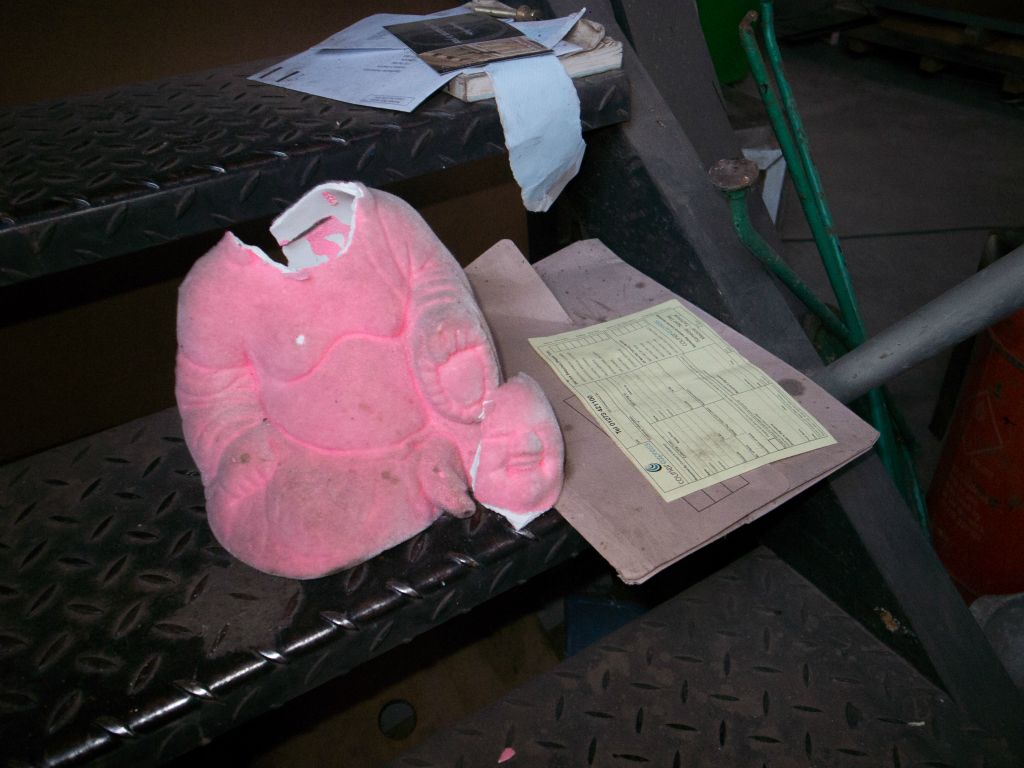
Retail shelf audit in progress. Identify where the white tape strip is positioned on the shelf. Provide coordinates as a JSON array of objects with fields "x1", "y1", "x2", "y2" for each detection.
[{"x1": 485, "y1": 55, "x2": 586, "y2": 212}]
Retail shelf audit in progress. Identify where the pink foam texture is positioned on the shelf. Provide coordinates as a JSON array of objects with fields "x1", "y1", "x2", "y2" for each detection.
[{"x1": 175, "y1": 182, "x2": 563, "y2": 578}]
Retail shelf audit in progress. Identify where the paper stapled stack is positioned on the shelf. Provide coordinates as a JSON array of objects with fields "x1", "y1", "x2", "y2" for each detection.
[{"x1": 466, "y1": 239, "x2": 878, "y2": 584}]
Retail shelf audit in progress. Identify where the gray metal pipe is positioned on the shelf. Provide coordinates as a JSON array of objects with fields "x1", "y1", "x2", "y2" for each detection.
[{"x1": 812, "y1": 242, "x2": 1024, "y2": 404}]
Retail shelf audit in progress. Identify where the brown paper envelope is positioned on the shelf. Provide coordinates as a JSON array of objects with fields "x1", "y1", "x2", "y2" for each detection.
[{"x1": 466, "y1": 239, "x2": 877, "y2": 583}]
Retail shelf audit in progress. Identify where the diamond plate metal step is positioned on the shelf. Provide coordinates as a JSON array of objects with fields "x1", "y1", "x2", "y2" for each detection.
[
  {"x1": 389, "y1": 547, "x2": 1016, "y2": 767},
  {"x1": 0, "y1": 409, "x2": 588, "y2": 767},
  {"x1": 0, "y1": 63, "x2": 629, "y2": 287},
  {"x1": 0, "y1": 67, "x2": 628, "y2": 765}
]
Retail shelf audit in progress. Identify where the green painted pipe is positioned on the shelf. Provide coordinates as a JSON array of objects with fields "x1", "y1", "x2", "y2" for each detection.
[
  {"x1": 717, "y1": 170, "x2": 900, "y2": 477},
  {"x1": 724, "y1": 188, "x2": 856, "y2": 348},
  {"x1": 757, "y1": 0, "x2": 870, "y2": 344},
  {"x1": 735, "y1": 10, "x2": 928, "y2": 528},
  {"x1": 737, "y1": 16, "x2": 897, "y2": 464},
  {"x1": 738, "y1": 14, "x2": 854, "y2": 333}
]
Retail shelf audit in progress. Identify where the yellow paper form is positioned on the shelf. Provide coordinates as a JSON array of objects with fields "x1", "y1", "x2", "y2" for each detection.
[{"x1": 529, "y1": 299, "x2": 836, "y2": 502}]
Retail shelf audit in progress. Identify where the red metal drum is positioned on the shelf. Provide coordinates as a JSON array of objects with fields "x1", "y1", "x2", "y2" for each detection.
[{"x1": 929, "y1": 309, "x2": 1024, "y2": 601}]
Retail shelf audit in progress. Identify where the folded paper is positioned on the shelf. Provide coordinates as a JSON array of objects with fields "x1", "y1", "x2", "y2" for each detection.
[{"x1": 176, "y1": 182, "x2": 563, "y2": 578}]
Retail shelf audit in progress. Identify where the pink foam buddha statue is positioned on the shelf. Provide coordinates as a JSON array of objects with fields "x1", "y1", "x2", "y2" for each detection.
[{"x1": 175, "y1": 181, "x2": 563, "y2": 579}]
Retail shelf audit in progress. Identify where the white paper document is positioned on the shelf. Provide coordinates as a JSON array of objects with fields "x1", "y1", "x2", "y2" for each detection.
[
  {"x1": 530, "y1": 300, "x2": 837, "y2": 501},
  {"x1": 250, "y1": 9, "x2": 463, "y2": 112}
]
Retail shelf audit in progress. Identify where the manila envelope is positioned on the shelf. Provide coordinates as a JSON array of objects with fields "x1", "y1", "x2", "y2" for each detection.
[{"x1": 466, "y1": 239, "x2": 877, "y2": 584}]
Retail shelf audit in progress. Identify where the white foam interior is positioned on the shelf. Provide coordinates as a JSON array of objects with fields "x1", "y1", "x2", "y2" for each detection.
[{"x1": 268, "y1": 181, "x2": 364, "y2": 270}]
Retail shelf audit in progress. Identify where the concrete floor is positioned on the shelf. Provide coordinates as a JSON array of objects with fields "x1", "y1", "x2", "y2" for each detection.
[{"x1": 177, "y1": 33, "x2": 1024, "y2": 766}]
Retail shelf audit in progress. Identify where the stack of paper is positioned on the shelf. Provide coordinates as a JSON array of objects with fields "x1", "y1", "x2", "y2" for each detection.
[
  {"x1": 445, "y1": 23, "x2": 623, "y2": 103},
  {"x1": 249, "y1": 7, "x2": 586, "y2": 112},
  {"x1": 466, "y1": 240, "x2": 878, "y2": 584}
]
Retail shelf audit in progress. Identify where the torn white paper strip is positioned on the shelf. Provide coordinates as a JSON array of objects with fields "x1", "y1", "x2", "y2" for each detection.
[
  {"x1": 485, "y1": 54, "x2": 586, "y2": 212},
  {"x1": 742, "y1": 147, "x2": 786, "y2": 224}
]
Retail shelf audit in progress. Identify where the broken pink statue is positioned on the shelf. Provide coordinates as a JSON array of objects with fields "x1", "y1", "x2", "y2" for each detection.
[{"x1": 175, "y1": 181, "x2": 563, "y2": 578}]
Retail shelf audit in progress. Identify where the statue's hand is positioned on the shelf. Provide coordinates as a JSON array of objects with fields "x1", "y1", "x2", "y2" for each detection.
[
  {"x1": 212, "y1": 422, "x2": 281, "y2": 503},
  {"x1": 417, "y1": 438, "x2": 476, "y2": 518},
  {"x1": 411, "y1": 304, "x2": 499, "y2": 423}
]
